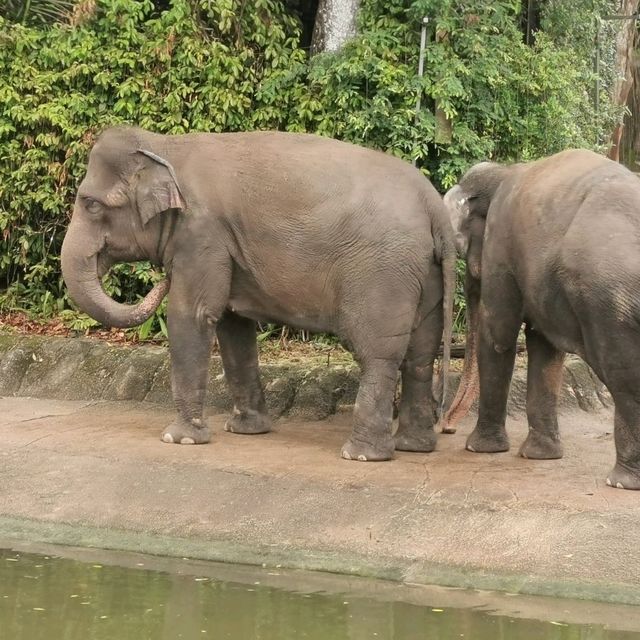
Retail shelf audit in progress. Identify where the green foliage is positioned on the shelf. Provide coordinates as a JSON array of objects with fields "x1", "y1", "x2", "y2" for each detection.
[
  {"x1": 0, "y1": 0, "x2": 306, "y2": 335},
  {"x1": 0, "y1": 0, "x2": 622, "y2": 340},
  {"x1": 540, "y1": 0, "x2": 620, "y2": 126},
  {"x1": 0, "y1": 0, "x2": 75, "y2": 26},
  {"x1": 302, "y1": 0, "x2": 619, "y2": 187}
]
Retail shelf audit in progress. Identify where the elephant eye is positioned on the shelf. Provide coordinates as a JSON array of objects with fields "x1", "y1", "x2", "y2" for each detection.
[{"x1": 84, "y1": 197, "x2": 104, "y2": 215}]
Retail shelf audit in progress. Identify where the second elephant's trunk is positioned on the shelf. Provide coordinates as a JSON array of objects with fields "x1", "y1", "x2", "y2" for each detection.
[{"x1": 438, "y1": 272, "x2": 480, "y2": 433}]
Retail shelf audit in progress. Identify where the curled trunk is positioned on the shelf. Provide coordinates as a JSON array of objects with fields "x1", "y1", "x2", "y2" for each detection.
[{"x1": 61, "y1": 227, "x2": 169, "y2": 329}]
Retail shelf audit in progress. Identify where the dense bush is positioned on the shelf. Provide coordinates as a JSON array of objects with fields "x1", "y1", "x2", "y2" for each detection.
[
  {"x1": 0, "y1": 0, "x2": 308, "y2": 322},
  {"x1": 0, "y1": 0, "x2": 621, "y2": 337}
]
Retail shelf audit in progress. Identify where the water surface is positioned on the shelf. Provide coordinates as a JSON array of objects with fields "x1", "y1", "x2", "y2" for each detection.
[{"x1": 1, "y1": 547, "x2": 639, "y2": 640}]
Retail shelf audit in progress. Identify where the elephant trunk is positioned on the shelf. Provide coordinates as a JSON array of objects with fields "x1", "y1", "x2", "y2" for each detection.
[
  {"x1": 61, "y1": 223, "x2": 169, "y2": 329},
  {"x1": 438, "y1": 271, "x2": 480, "y2": 433}
]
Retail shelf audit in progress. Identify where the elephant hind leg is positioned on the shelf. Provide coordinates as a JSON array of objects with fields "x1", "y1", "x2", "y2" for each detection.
[
  {"x1": 394, "y1": 268, "x2": 443, "y2": 453},
  {"x1": 606, "y1": 393, "x2": 640, "y2": 490},
  {"x1": 341, "y1": 357, "x2": 402, "y2": 461},
  {"x1": 597, "y1": 349, "x2": 640, "y2": 490},
  {"x1": 519, "y1": 326, "x2": 565, "y2": 460},
  {"x1": 341, "y1": 295, "x2": 416, "y2": 462},
  {"x1": 217, "y1": 311, "x2": 272, "y2": 435},
  {"x1": 579, "y1": 316, "x2": 640, "y2": 490}
]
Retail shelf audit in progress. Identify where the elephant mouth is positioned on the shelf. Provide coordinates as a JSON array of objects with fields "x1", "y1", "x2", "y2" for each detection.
[{"x1": 97, "y1": 252, "x2": 113, "y2": 279}]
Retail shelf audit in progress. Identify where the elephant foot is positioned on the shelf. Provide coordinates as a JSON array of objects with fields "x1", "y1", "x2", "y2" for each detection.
[
  {"x1": 341, "y1": 436, "x2": 394, "y2": 462},
  {"x1": 224, "y1": 409, "x2": 272, "y2": 435},
  {"x1": 466, "y1": 425, "x2": 510, "y2": 453},
  {"x1": 161, "y1": 417, "x2": 211, "y2": 445},
  {"x1": 519, "y1": 429, "x2": 563, "y2": 460},
  {"x1": 440, "y1": 421, "x2": 458, "y2": 435},
  {"x1": 394, "y1": 425, "x2": 437, "y2": 453},
  {"x1": 606, "y1": 463, "x2": 640, "y2": 490}
]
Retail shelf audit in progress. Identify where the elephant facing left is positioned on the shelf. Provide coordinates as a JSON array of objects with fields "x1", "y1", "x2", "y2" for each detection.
[{"x1": 61, "y1": 126, "x2": 456, "y2": 462}]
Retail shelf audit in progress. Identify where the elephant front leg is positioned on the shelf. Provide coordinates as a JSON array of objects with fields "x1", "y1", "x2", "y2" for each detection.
[
  {"x1": 519, "y1": 326, "x2": 565, "y2": 459},
  {"x1": 217, "y1": 311, "x2": 271, "y2": 435},
  {"x1": 162, "y1": 310, "x2": 215, "y2": 445},
  {"x1": 466, "y1": 301, "x2": 521, "y2": 454}
]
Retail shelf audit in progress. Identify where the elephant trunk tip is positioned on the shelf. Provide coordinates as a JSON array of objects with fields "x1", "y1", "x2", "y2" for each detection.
[{"x1": 102, "y1": 278, "x2": 170, "y2": 329}]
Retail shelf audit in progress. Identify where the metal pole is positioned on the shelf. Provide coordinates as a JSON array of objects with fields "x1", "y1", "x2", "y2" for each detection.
[
  {"x1": 413, "y1": 16, "x2": 429, "y2": 166},
  {"x1": 594, "y1": 15, "x2": 600, "y2": 122},
  {"x1": 415, "y1": 17, "x2": 429, "y2": 119}
]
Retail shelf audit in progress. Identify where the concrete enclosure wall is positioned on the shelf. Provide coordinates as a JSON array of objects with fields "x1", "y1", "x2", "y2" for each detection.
[{"x1": 0, "y1": 334, "x2": 612, "y2": 417}]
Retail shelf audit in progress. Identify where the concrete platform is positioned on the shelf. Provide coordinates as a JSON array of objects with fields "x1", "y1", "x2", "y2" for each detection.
[{"x1": 0, "y1": 397, "x2": 638, "y2": 605}]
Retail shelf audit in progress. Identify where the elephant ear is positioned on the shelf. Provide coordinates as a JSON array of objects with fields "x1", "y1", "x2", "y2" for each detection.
[
  {"x1": 443, "y1": 184, "x2": 472, "y2": 256},
  {"x1": 135, "y1": 149, "x2": 185, "y2": 225},
  {"x1": 444, "y1": 161, "x2": 503, "y2": 279},
  {"x1": 443, "y1": 186, "x2": 485, "y2": 280},
  {"x1": 466, "y1": 216, "x2": 485, "y2": 280}
]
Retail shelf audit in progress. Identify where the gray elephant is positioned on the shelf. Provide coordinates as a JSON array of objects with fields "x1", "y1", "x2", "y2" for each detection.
[
  {"x1": 441, "y1": 149, "x2": 640, "y2": 490},
  {"x1": 61, "y1": 127, "x2": 455, "y2": 461}
]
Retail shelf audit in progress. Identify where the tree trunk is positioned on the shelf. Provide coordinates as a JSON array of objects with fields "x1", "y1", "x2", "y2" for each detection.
[
  {"x1": 607, "y1": 0, "x2": 639, "y2": 161},
  {"x1": 310, "y1": 0, "x2": 360, "y2": 55},
  {"x1": 434, "y1": 26, "x2": 452, "y2": 143},
  {"x1": 620, "y1": 41, "x2": 640, "y2": 169}
]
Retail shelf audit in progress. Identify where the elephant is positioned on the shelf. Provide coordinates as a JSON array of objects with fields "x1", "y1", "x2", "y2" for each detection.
[
  {"x1": 440, "y1": 149, "x2": 640, "y2": 490},
  {"x1": 61, "y1": 126, "x2": 456, "y2": 462}
]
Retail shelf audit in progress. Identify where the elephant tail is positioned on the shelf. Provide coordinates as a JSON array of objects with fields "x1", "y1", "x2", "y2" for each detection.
[{"x1": 430, "y1": 193, "x2": 456, "y2": 419}]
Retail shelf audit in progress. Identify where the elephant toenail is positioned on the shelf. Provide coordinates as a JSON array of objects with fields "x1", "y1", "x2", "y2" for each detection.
[
  {"x1": 616, "y1": 482, "x2": 625, "y2": 489},
  {"x1": 467, "y1": 445, "x2": 476, "y2": 452},
  {"x1": 606, "y1": 478, "x2": 612, "y2": 486},
  {"x1": 162, "y1": 433, "x2": 174, "y2": 443},
  {"x1": 342, "y1": 450, "x2": 352, "y2": 460},
  {"x1": 180, "y1": 437, "x2": 195, "y2": 445},
  {"x1": 357, "y1": 454, "x2": 367, "y2": 461}
]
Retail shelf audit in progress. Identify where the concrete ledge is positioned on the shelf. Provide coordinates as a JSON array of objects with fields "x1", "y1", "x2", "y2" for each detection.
[
  {"x1": 0, "y1": 334, "x2": 360, "y2": 419},
  {"x1": 0, "y1": 516, "x2": 636, "y2": 605},
  {"x1": 0, "y1": 334, "x2": 613, "y2": 417}
]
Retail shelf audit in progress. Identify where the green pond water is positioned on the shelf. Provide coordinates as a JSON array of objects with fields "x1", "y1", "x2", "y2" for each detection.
[{"x1": 1, "y1": 547, "x2": 640, "y2": 640}]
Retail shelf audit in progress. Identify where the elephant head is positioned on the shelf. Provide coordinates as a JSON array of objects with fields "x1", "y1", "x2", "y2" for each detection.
[
  {"x1": 437, "y1": 161, "x2": 511, "y2": 433},
  {"x1": 444, "y1": 162, "x2": 512, "y2": 279},
  {"x1": 61, "y1": 127, "x2": 185, "y2": 328}
]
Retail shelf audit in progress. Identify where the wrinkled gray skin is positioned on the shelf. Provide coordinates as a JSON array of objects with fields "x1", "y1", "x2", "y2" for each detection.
[
  {"x1": 61, "y1": 127, "x2": 456, "y2": 462},
  {"x1": 445, "y1": 149, "x2": 640, "y2": 490}
]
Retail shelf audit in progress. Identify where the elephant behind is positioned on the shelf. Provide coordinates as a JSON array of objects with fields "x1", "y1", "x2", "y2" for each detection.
[
  {"x1": 61, "y1": 127, "x2": 456, "y2": 462},
  {"x1": 442, "y1": 149, "x2": 640, "y2": 490}
]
